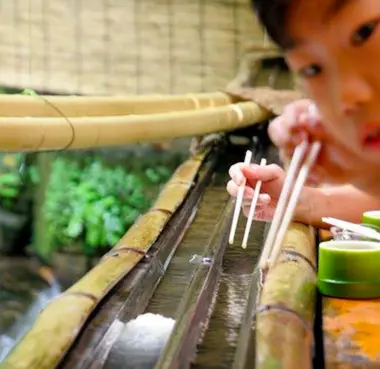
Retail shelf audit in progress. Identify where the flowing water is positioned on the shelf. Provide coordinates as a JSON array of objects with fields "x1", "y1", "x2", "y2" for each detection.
[{"x1": 0, "y1": 258, "x2": 61, "y2": 362}]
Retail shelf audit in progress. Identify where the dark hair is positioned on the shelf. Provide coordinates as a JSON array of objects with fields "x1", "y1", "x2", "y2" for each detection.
[{"x1": 252, "y1": 0, "x2": 294, "y2": 50}]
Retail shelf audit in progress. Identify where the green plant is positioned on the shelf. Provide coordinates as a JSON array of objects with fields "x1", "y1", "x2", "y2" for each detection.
[
  {"x1": 44, "y1": 156, "x2": 172, "y2": 256},
  {"x1": 0, "y1": 153, "x2": 39, "y2": 212}
]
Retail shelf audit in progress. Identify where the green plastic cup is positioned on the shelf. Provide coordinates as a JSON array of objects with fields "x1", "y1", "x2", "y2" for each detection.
[
  {"x1": 362, "y1": 210, "x2": 380, "y2": 229},
  {"x1": 318, "y1": 240, "x2": 380, "y2": 299}
]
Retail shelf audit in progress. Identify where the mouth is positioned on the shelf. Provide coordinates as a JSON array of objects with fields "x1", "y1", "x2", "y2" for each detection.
[{"x1": 361, "y1": 124, "x2": 380, "y2": 150}]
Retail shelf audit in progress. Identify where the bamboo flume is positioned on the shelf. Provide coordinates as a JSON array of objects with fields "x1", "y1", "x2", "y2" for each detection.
[
  {"x1": 0, "y1": 101, "x2": 270, "y2": 152},
  {"x1": 0, "y1": 92, "x2": 233, "y2": 117},
  {"x1": 256, "y1": 223, "x2": 316, "y2": 369},
  {"x1": 0, "y1": 150, "x2": 209, "y2": 369}
]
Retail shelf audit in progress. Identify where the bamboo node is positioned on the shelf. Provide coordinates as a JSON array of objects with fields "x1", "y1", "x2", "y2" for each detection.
[
  {"x1": 282, "y1": 250, "x2": 317, "y2": 272},
  {"x1": 188, "y1": 94, "x2": 201, "y2": 110},
  {"x1": 168, "y1": 180, "x2": 195, "y2": 187},
  {"x1": 63, "y1": 291, "x2": 98, "y2": 303},
  {"x1": 231, "y1": 104, "x2": 244, "y2": 122},
  {"x1": 100, "y1": 246, "x2": 147, "y2": 263},
  {"x1": 149, "y1": 208, "x2": 174, "y2": 216},
  {"x1": 256, "y1": 304, "x2": 314, "y2": 340}
]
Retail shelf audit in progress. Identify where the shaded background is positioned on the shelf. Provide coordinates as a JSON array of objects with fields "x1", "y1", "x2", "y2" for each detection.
[{"x1": 0, "y1": 0, "x2": 266, "y2": 95}]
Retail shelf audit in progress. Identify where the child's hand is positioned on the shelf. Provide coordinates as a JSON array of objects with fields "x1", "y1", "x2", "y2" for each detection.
[
  {"x1": 268, "y1": 99, "x2": 356, "y2": 185},
  {"x1": 226, "y1": 163, "x2": 285, "y2": 221},
  {"x1": 268, "y1": 99, "x2": 323, "y2": 164},
  {"x1": 268, "y1": 99, "x2": 380, "y2": 196}
]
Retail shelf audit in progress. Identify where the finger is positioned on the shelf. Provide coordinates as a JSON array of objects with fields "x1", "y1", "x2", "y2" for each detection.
[
  {"x1": 242, "y1": 194, "x2": 271, "y2": 217},
  {"x1": 229, "y1": 163, "x2": 250, "y2": 186},
  {"x1": 298, "y1": 113, "x2": 328, "y2": 142},
  {"x1": 226, "y1": 180, "x2": 255, "y2": 199},
  {"x1": 282, "y1": 99, "x2": 314, "y2": 116},
  {"x1": 246, "y1": 193, "x2": 271, "y2": 206},
  {"x1": 258, "y1": 193, "x2": 271, "y2": 205},
  {"x1": 270, "y1": 101, "x2": 325, "y2": 149},
  {"x1": 268, "y1": 115, "x2": 294, "y2": 148},
  {"x1": 242, "y1": 202, "x2": 266, "y2": 213},
  {"x1": 241, "y1": 163, "x2": 284, "y2": 187},
  {"x1": 253, "y1": 209, "x2": 269, "y2": 222}
]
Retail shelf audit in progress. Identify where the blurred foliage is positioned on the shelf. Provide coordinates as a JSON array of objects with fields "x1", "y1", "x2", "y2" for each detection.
[
  {"x1": 0, "y1": 153, "x2": 39, "y2": 212},
  {"x1": 44, "y1": 156, "x2": 173, "y2": 256},
  {"x1": 0, "y1": 88, "x2": 40, "y2": 212}
]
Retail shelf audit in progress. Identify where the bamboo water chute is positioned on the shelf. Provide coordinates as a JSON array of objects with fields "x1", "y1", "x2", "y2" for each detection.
[
  {"x1": 0, "y1": 87, "x2": 320, "y2": 368},
  {"x1": 1, "y1": 150, "x2": 211, "y2": 369},
  {"x1": 256, "y1": 223, "x2": 316, "y2": 368},
  {"x1": 0, "y1": 92, "x2": 233, "y2": 118},
  {"x1": 0, "y1": 88, "x2": 307, "y2": 153},
  {"x1": 1, "y1": 128, "x2": 320, "y2": 369},
  {"x1": 0, "y1": 99, "x2": 271, "y2": 152}
]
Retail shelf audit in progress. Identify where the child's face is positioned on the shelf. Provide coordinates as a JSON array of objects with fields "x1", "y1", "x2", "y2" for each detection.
[{"x1": 284, "y1": 0, "x2": 380, "y2": 165}]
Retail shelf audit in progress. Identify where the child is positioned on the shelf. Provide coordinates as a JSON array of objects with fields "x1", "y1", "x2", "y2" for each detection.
[{"x1": 227, "y1": 0, "x2": 380, "y2": 225}]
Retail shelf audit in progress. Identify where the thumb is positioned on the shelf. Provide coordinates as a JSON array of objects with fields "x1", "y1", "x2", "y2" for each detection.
[{"x1": 241, "y1": 164, "x2": 283, "y2": 186}]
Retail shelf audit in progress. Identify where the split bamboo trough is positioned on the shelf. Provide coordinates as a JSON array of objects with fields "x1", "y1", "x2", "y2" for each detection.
[
  {"x1": 0, "y1": 87, "x2": 319, "y2": 368},
  {"x1": 0, "y1": 144, "x2": 317, "y2": 369}
]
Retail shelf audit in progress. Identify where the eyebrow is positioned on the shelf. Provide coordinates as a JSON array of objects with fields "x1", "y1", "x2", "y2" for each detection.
[{"x1": 325, "y1": 0, "x2": 353, "y2": 19}]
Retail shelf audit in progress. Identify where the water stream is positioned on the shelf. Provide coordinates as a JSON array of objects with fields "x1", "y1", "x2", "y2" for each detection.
[{"x1": 0, "y1": 261, "x2": 61, "y2": 362}]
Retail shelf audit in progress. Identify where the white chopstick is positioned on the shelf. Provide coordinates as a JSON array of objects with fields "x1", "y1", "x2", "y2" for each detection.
[
  {"x1": 258, "y1": 140, "x2": 309, "y2": 268},
  {"x1": 258, "y1": 103, "x2": 321, "y2": 270},
  {"x1": 259, "y1": 141, "x2": 321, "y2": 270},
  {"x1": 229, "y1": 150, "x2": 253, "y2": 245},
  {"x1": 266, "y1": 141, "x2": 321, "y2": 267},
  {"x1": 242, "y1": 157, "x2": 267, "y2": 249},
  {"x1": 322, "y1": 217, "x2": 380, "y2": 242}
]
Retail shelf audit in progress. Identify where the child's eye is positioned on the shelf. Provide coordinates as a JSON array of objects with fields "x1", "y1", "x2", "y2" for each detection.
[
  {"x1": 298, "y1": 64, "x2": 322, "y2": 78},
  {"x1": 351, "y1": 21, "x2": 377, "y2": 46}
]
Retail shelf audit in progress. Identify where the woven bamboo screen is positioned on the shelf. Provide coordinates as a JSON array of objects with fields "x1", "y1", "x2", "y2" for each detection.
[{"x1": 0, "y1": 0, "x2": 266, "y2": 95}]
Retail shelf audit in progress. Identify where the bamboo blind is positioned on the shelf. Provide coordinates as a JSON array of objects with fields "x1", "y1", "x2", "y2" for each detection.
[{"x1": 0, "y1": 0, "x2": 266, "y2": 95}]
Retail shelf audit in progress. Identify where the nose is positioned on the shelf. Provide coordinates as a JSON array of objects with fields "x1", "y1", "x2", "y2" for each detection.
[{"x1": 335, "y1": 74, "x2": 373, "y2": 116}]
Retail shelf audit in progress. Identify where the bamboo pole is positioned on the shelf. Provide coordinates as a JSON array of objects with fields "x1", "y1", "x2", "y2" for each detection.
[
  {"x1": 0, "y1": 92, "x2": 232, "y2": 117},
  {"x1": 1, "y1": 150, "x2": 209, "y2": 369},
  {"x1": 256, "y1": 223, "x2": 317, "y2": 369},
  {"x1": 0, "y1": 102, "x2": 271, "y2": 152}
]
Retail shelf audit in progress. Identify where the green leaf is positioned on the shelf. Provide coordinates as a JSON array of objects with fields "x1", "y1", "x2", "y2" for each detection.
[
  {"x1": 65, "y1": 221, "x2": 83, "y2": 238},
  {"x1": 0, "y1": 173, "x2": 21, "y2": 186},
  {"x1": 145, "y1": 168, "x2": 161, "y2": 183},
  {"x1": 22, "y1": 89, "x2": 37, "y2": 96},
  {"x1": 0, "y1": 187, "x2": 19, "y2": 198}
]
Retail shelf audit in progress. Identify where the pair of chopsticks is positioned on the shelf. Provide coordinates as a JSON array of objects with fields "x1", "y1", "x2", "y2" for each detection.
[
  {"x1": 228, "y1": 139, "x2": 321, "y2": 269},
  {"x1": 228, "y1": 150, "x2": 267, "y2": 248},
  {"x1": 258, "y1": 140, "x2": 321, "y2": 270}
]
